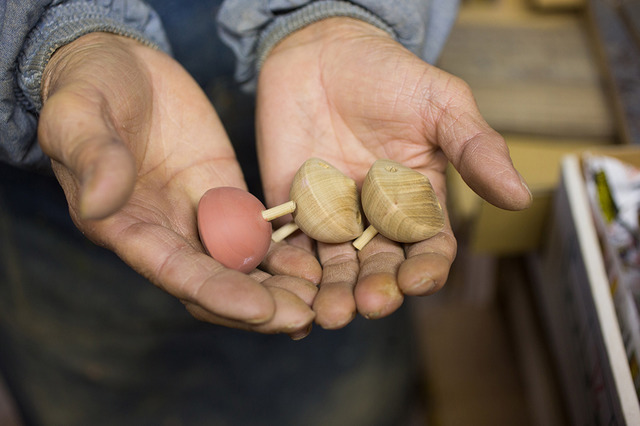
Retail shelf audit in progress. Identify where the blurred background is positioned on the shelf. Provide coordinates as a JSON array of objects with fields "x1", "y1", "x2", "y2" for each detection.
[
  {"x1": 414, "y1": 0, "x2": 639, "y2": 425},
  {"x1": 3, "y1": 0, "x2": 640, "y2": 425}
]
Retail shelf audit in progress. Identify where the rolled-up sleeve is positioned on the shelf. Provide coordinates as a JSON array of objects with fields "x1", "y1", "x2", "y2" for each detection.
[
  {"x1": 0, "y1": 0, "x2": 170, "y2": 169},
  {"x1": 217, "y1": 0, "x2": 460, "y2": 91}
]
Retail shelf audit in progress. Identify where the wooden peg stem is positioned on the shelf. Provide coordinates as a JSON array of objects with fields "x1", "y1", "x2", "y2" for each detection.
[
  {"x1": 261, "y1": 201, "x2": 296, "y2": 222},
  {"x1": 271, "y1": 222, "x2": 300, "y2": 243},
  {"x1": 352, "y1": 225, "x2": 379, "y2": 250}
]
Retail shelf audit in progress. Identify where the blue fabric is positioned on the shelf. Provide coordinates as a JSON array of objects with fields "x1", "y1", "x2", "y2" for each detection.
[
  {"x1": 0, "y1": 0, "x2": 169, "y2": 170},
  {"x1": 217, "y1": 0, "x2": 460, "y2": 89}
]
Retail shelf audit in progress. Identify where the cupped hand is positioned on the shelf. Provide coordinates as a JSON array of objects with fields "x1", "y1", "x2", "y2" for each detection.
[
  {"x1": 38, "y1": 32, "x2": 321, "y2": 337},
  {"x1": 256, "y1": 18, "x2": 532, "y2": 329}
]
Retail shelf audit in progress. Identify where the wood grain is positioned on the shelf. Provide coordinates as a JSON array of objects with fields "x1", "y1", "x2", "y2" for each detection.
[
  {"x1": 289, "y1": 158, "x2": 364, "y2": 243},
  {"x1": 361, "y1": 160, "x2": 444, "y2": 243}
]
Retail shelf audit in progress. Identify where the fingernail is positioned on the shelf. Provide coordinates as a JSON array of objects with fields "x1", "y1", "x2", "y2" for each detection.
[
  {"x1": 517, "y1": 170, "x2": 533, "y2": 202},
  {"x1": 319, "y1": 311, "x2": 356, "y2": 330},
  {"x1": 363, "y1": 311, "x2": 381, "y2": 320},
  {"x1": 290, "y1": 324, "x2": 312, "y2": 341},
  {"x1": 410, "y1": 276, "x2": 435, "y2": 294}
]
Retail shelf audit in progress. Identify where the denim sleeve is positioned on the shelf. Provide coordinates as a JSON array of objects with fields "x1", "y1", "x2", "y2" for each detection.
[
  {"x1": 217, "y1": 0, "x2": 460, "y2": 91},
  {"x1": 0, "y1": 0, "x2": 170, "y2": 169}
]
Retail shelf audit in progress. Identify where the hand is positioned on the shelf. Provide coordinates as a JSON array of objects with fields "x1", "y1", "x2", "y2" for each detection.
[
  {"x1": 38, "y1": 32, "x2": 321, "y2": 338},
  {"x1": 256, "y1": 18, "x2": 531, "y2": 328}
]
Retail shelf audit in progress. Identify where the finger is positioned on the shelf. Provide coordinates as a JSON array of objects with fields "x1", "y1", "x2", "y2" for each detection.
[
  {"x1": 249, "y1": 270, "x2": 320, "y2": 306},
  {"x1": 249, "y1": 269, "x2": 272, "y2": 282},
  {"x1": 354, "y1": 235, "x2": 404, "y2": 319},
  {"x1": 262, "y1": 278, "x2": 316, "y2": 340},
  {"x1": 39, "y1": 90, "x2": 137, "y2": 219},
  {"x1": 435, "y1": 78, "x2": 532, "y2": 211},
  {"x1": 314, "y1": 242, "x2": 359, "y2": 329},
  {"x1": 398, "y1": 225, "x2": 457, "y2": 296},
  {"x1": 260, "y1": 240, "x2": 322, "y2": 285},
  {"x1": 284, "y1": 231, "x2": 316, "y2": 254},
  {"x1": 261, "y1": 275, "x2": 318, "y2": 307},
  {"x1": 106, "y1": 221, "x2": 276, "y2": 324},
  {"x1": 185, "y1": 284, "x2": 315, "y2": 337},
  {"x1": 393, "y1": 171, "x2": 456, "y2": 296}
]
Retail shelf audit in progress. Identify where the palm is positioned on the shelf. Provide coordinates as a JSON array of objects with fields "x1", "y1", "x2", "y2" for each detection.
[
  {"x1": 43, "y1": 33, "x2": 245, "y2": 271},
  {"x1": 256, "y1": 18, "x2": 531, "y2": 328},
  {"x1": 38, "y1": 33, "x2": 319, "y2": 336},
  {"x1": 257, "y1": 23, "x2": 448, "y2": 209}
]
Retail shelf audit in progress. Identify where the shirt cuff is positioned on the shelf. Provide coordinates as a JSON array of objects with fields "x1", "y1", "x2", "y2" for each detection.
[
  {"x1": 218, "y1": 0, "x2": 396, "y2": 92},
  {"x1": 256, "y1": 1, "x2": 395, "y2": 71},
  {"x1": 17, "y1": 0, "x2": 171, "y2": 113}
]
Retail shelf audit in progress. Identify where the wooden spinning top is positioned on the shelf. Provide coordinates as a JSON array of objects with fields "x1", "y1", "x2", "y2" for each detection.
[
  {"x1": 353, "y1": 159, "x2": 444, "y2": 249},
  {"x1": 277, "y1": 158, "x2": 364, "y2": 243},
  {"x1": 197, "y1": 159, "x2": 364, "y2": 272}
]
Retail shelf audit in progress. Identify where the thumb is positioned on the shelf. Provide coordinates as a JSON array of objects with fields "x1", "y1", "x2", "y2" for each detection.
[
  {"x1": 436, "y1": 85, "x2": 532, "y2": 211},
  {"x1": 38, "y1": 89, "x2": 137, "y2": 220}
]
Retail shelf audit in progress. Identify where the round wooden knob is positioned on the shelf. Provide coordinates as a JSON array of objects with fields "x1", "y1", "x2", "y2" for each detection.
[
  {"x1": 289, "y1": 158, "x2": 364, "y2": 243},
  {"x1": 360, "y1": 159, "x2": 444, "y2": 243}
]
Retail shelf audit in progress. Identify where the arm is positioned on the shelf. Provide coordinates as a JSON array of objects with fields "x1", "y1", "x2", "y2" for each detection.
[
  {"x1": 218, "y1": 1, "x2": 531, "y2": 328},
  {"x1": 1, "y1": 1, "x2": 322, "y2": 338}
]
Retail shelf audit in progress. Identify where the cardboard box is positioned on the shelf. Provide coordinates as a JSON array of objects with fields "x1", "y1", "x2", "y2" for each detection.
[
  {"x1": 447, "y1": 135, "x2": 608, "y2": 254},
  {"x1": 534, "y1": 146, "x2": 640, "y2": 425}
]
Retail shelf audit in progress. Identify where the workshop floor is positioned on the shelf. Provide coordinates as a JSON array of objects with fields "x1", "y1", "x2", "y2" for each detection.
[{"x1": 410, "y1": 254, "x2": 540, "y2": 426}]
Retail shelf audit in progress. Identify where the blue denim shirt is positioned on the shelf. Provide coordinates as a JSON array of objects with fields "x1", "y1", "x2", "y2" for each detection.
[{"x1": 0, "y1": 0, "x2": 459, "y2": 169}]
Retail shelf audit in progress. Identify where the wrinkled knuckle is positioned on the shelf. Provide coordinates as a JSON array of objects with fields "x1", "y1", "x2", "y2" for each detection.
[
  {"x1": 154, "y1": 243, "x2": 208, "y2": 300},
  {"x1": 408, "y1": 231, "x2": 457, "y2": 262},
  {"x1": 321, "y1": 260, "x2": 359, "y2": 285},
  {"x1": 359, "y1": 251, "x2": 404, "y2": 278},
  {"x1": 322, "y1": 251, "x2": 357, "y2": 265}
]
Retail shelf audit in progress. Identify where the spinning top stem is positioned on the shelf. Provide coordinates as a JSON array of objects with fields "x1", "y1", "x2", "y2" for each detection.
[
  {"x1": 262, "y1": 201, "x2": 297, "y2": 221},
  {"x1": 288, "y1": 158, "x2": 364, "y2": 243},
  {"x1": 264, "y1": 158, "x2": 365, "y2": 244},
  {"x1": 271, "y1": 222, "x2": 300, "y2": 243},
  {"x1": 352, "y1": 225, "x2": 379, "y2": 250},
  {"x1": 354, "y1": 159, "x2": 444, "y2": 250}
]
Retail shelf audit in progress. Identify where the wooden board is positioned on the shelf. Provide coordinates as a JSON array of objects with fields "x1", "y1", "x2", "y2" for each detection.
[
  {"x1": 621, "y1": 0, "x2": 640, "y2": 46},
  {"x1": 439, "y1": 8, "x2": 615, "y2": 138},
  {"x1": 587, "y1": 0, "x2": 640, "y2": 145},
  {"x1": 528, "y1": 0, "x2": 585, "y2": 10}
]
